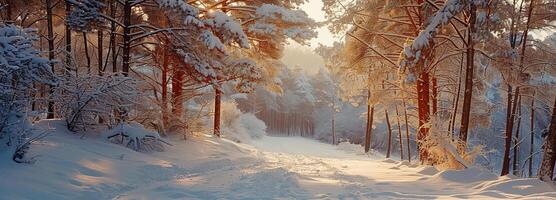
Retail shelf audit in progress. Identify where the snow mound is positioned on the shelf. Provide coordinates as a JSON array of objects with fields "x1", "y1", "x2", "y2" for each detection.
[
  {"x1": 475, "y1": 177, "x2": 556, "y2": 196},
  {"x1": 105, "y1": 122, "x2": 169, "y2": 152},
  {"x1": 381, "y1": 158, "x2": 398, "y2": 164},
  {"x1": 417, "y1": 166, "x2": 439, "y2": 175},
  {"x1": 105, "y1": 122, "x2": 161, "y2": 138},
  {"x1": 231, "y1": 167, "x2": 308, "y2": 199},
  {"x1": 432, "y1": 167, "x2": 498, "y2": 183},
  {"x1": 336, "y1": 141, "x2": 365, "y2": 155},
  {"x1": 238, "y1": 113, "x2": 267, "y2": 139},
  {"x1": 32, "y1": 119, "x2": 72, "y2": 134},
  {"x1": 221, "y1": 101, "x2": 267, "y2": 143},
  {"x1": 396, "y1": 160, "x2": 414, "y2": 167}
]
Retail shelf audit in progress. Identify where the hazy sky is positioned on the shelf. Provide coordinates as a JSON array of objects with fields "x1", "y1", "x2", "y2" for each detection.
[
  {"x1": 298, "y1": 0, "x2": 335, "y2": 47},
  {"x1": 280, "y1": 0, "x2": 337, "y2": 75}
]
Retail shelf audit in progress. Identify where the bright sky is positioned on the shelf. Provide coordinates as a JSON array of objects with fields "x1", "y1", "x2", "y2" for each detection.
[
  {"x1": 281, "y1": 0, "x2": 337, "y2": 75},
  {"x1": 299, "y1": 0, "x2": 336, "y2": 47}
]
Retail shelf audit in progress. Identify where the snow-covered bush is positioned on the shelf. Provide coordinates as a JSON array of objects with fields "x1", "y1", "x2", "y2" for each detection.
[
  {"x1": 0, "y1": 24, "x2": 55, "y2": 154},
  {"x1": 239, "y1": 113, "x2": 267, "y2": 139},
  {"x1": 53, "y1": 73, "x2": 139, "y2": 131},
  {"x1": 420, "y1": 117, "x2": 484, "y2": 170},
  {"x1": 220, "y1": 101, "x2": 267, "y2": 143},
  {"x1": 105, "y1": 122, "x2": 170, "y2": 152},
  {"x1": 337, "y1": 140, "x2": 366, "y2": 155},
  {"x1": 221, "y1": 101, "x2": 242, "y2": 128}
]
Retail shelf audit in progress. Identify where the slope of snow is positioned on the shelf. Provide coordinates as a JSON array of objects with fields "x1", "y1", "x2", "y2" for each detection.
[{"x1": 1, "y1": 121, "x2": 555, "y2": 199}]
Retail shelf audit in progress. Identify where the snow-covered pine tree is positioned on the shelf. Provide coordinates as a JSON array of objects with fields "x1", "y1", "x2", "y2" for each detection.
[
  {"x1": 0, "y1": 23, "x2": 56, "y2": 161},
  {"x1": 66, "y1": 0, "x2": 105, "y2": 32},
  {"x1": 157, "y1": 0, "x2": 316, "y2": 137}
]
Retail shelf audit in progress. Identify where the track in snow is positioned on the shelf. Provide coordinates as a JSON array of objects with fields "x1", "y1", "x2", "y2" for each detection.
[
  {"x1": 1, "y1": 125, "x2": 555, "y2": 200},
  {"x1": 249, "y1": 136, "x2": 556, "y2": 199}
]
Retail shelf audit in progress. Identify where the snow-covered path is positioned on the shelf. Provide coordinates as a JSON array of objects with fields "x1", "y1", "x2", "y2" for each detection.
[
  {"x1": 251, "y1": 137, "x2": 556, "y2": 199},
  {"x1": 111, "y1": 136, "x2": 556, "y2": 199},
  {"x1": 1, "y1": 123, "x2": 555, "y2": 200}
]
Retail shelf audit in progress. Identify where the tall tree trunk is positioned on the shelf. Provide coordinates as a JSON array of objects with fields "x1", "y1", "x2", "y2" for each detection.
[
  {"x1": 386, "y1": 108, "x2": 393, "y2": 158},
  {"x1": 459, "y1": 2, "x2": 476, "y2": 148},
  {"x1": 383, "y1": 81, "x2": 393, "y2": 158},
  {"x1": 502, "y1": 85, "x2": 515, "y2": 176},
  {"x1": 98, "y1": 29, "x2": 104, "y2": 75},
  {"x1": 432, "y1": 77, "x2": 438, "y2": 115},
  {"x1": 529, "y1": 94, "x2": 535, "y2": 177},
  {"x1": 538, "y1": 95, "x2": 556, "y2": 181},
  {"x1": 46, "y1": 0, "x2": 55, "y2": 119},
  {"x1": 449, "y1": 53, "x2": 464, "y2": 135},
  {"x1": 161, "y1": 48, "x2": 169, "y2": 129},
  {"x1": 121, "y1": 0, "x2": 131, "y2": 76},
  {"x1": 214, "y1": 0, "x2": 227, "y2": 138},
  {"x1": 65, "y1": 0, "x2": 72, "y2": 73},
  {"x1": 396, "y1": 105, "x2": 404, "y2": 160},
  {"x1": 416, "y1": 72, "x2": 431, "y2": 162},
  {"x1": 415, "y1": 0, "x2": 434, "y2": 164},
  {"x1": 364, "y1": 89, "x2": 373, "y2": 153},
  {"x1": 403, "y1": 99, "x2": 411, "y2": 162},
  {"x1": 513, "y1": 96, "x2": 522, "y2": 176},
  {"x1": 214, "y1": 87, "x2": 222, "y2": 137},
  {"x1": 110, "y1": 0, "x2": 117, "y2": 73},
  {"x1": 171, "y1": 63, "x2": 185, "y2": 117},
  {"x1": 83, "y1": 33, "x2": 91, "y2": 73},
  {"x1": 97, "y1": 29, "x2": 104, "y2": 124},
  {"x1": 332, "y1": 98, "x2": 336, "y2": 145},
  {"x1": 504, "y1": 0, "x2": 535, "y2": 177}
]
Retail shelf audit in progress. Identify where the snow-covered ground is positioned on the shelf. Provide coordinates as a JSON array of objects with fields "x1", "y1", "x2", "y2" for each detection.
[{"x1": 1, "y1": 120, "x2": 555, "y2": 199}]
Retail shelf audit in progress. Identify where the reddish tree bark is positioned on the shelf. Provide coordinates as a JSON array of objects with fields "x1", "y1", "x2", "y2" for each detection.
[
  {"x1": 414, "y1": 0, "x2": 433, "y2": 163},
  {"x1": 403, "y1": 99, "x2": 411, "y2": 162},
  {"x1": 539, "y1": 95, "x2": 556, "y2": 181},
  {"x1": 432, "y1": 77, "x2": 438, "y2": 115},
  {"x1": 459, "y1": 2, "x2": 477, "y2": 147},
  {"x1": 161, "y1": 48, "x2": 169, "y2": 128},
  {"x1": 214, "y1": 87, "x2": 222, "y2": 137},
  {"x1": 416, "y1": 72, "x2": 431, "y2": 162},
  {"x1": 171, "y1": 60, "x2": 185, "y2": 117},
  {"x1": 396, "y1": 106, "x2": 404, "y2": 160}
]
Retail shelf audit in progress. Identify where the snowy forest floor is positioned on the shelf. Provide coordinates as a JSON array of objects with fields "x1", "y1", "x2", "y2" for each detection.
[{"x1": 1, "y1": 120, "x2": 556, "y2": 199}]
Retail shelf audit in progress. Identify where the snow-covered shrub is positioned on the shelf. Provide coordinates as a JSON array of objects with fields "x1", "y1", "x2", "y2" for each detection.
[
  {"x1": 53, "y1": 73, "x2": 139, "y2": 131},
  {"x1": 239, "y1": 113, "x2": 267, "y2": 139},
  {"x1": 221, "y1": 101, "x2": 242, "y2": 128},
  {"x1": 0, "y1": 24, "x2": 55, "y2": 155},
  {"x1": 337, "y1": 140, "x2": 366, "y2": 155},
  {"x1": 419, "y1": 117, "x2": 484, "y2": 170},
  {"x1": 220, "y1": 101, "x2": 267, "y2": 143},
  {"x1": 106, "y1": 122, "x2": 170, "y2": 152}
]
